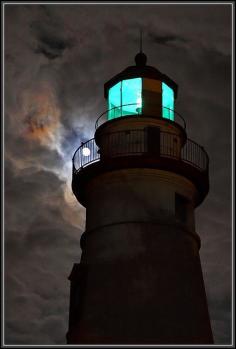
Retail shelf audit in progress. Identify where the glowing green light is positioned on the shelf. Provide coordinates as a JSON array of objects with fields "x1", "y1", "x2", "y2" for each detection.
[
  {"x1": 162, "y1": 82, "x2": 174, "y2": 121},
  {"x1": 122, "y1": 78, "x2": 142, "y2": 115},
  {"x1": 108, "y1": 78, "x2": 142, "y2": 120},
  {"x1": 108, "y1": 81, "x2": 122, "y2": 119},
  {"x1": 108, "y1": 78, "x2": 175, "y2": 121}
]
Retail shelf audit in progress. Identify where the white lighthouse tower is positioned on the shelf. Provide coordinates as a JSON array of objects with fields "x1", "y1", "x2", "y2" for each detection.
[{"x1": 67, "y1": 49, "x2": 213, "y2": 344}]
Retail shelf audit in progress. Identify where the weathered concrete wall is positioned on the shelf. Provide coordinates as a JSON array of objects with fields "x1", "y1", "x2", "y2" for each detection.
[
  {"x1": 68, "y1": 222, "x2": 212, "y2": 344},
  {"x1": 95, "y1": 116, "x2": 185, "y2": 138},
  {"x1": 85, "y1": 168, "x2": 196, "y2": 233},
  {"x1": 67, "y1": 167, "x2": 213, "y2": 344}
]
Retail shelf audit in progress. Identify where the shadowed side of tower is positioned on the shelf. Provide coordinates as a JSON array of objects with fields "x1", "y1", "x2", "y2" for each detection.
[{"x1": 67, "y1": 51, "x2": 213, "y2": 344}]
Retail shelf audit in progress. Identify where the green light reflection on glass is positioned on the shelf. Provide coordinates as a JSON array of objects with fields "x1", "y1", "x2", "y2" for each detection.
[
  {"x1": 162, "y1": 82, "x2": 174, "y2": 121},
  {"x1": 108, "y1": 81, "x2": 122, "y2": 119},
  {"x1": 108, "y1": 79, "x2": 174, "y2": 121},
  {"x1": 122, "y1": 78, "x2": 142, "y2": 115},
  {"x1": 108, "y1": 78, "x2": 142, "y2": 120}
]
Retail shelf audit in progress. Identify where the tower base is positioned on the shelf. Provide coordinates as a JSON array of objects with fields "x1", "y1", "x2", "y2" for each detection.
[{"x1": 67, "y1": 222, "x2": 213, "y2": 344}]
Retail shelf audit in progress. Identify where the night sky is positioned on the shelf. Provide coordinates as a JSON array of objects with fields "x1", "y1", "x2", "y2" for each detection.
[{"x1": 4, "y1": 3, "x2": 232, "y2": 345}]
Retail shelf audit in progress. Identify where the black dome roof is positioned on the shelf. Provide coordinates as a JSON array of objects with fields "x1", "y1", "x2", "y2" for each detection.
[{"x1": 104, "y1": 52, "x2": 178, "y2": 99}]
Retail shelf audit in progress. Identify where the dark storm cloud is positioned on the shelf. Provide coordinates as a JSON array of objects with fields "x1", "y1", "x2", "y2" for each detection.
[
  {"x1": 34, "y1": 40, "x2": 69, "y2": 60},
  {"x1": 4, "y1": 3, "x2": 232, "y2": 345},
  {"x1": 148, "y1": 32, "x2": 188, "y2": 46},
  {"x1": 5, "y1": 160, "x2": 83, "y2": 344},
  {"x1": 31, "y1": 20, "x2": 74, "y2": 60}
]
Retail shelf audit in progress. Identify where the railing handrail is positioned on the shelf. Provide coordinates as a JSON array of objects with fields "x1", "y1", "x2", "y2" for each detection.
[
  {"x1": 95, "y1": 103, "x2": 186, "y2": 130},
  {"x1": 72, "y1": 128, "x2": 209, "y2": 173}
]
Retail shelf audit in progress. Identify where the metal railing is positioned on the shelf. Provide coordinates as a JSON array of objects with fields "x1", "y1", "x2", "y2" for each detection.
[
  {"x1": 95, "y1": 103, "x2": 186, "y2": 130},
  {"x1": 72, "y1": 129, "x2": 209, "y2": 173},
  {"x1": 73, "y1": 138, "x2": 100, "y2": 170}
]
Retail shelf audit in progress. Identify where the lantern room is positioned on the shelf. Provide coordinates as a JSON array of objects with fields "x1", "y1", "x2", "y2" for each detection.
[{"x1": 104, "y1": 51, "x2": 178, "y2": 122}]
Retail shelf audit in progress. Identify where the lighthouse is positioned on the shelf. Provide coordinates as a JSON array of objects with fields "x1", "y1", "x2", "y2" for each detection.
[{"x1": 67, "y1": 49, "x2": 213, "y2": 344}]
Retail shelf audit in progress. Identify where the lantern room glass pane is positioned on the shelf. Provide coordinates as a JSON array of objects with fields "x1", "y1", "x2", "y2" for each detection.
[
  {"x1": 108, "y1": 78, "x2": 142, "y2": 120},
  {"x1": 121, "y1": 78, "x2": 142, "y2": 115},
  {"x1": 162, "y1": 82, "x2": 174, "y2": 121},
  {"x1": 108, "y1": 82, "x2": 121, "y2": 119}
]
